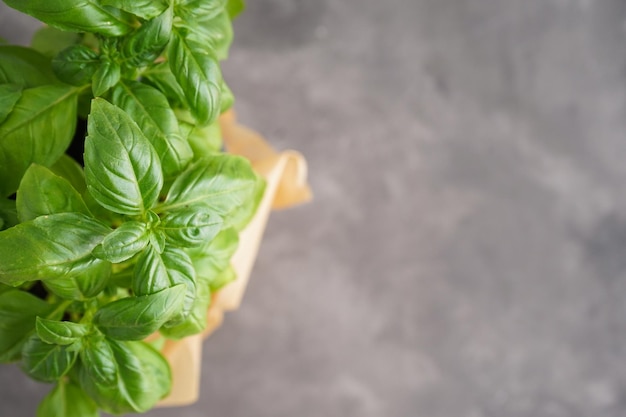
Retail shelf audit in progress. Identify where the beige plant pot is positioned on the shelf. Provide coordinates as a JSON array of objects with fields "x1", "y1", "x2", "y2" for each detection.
[{"x1": 157, "y1": 111, "x2": 312, "y2": 407}]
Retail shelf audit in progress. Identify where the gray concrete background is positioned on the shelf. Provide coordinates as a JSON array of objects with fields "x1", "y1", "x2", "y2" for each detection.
[{"x1": 2, "y1": 0, "x2": 626, "y2": 416}]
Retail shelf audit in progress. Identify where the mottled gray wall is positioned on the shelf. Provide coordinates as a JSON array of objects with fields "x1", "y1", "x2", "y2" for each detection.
[{"x1": 2, "y1": 0, "x2": 626, "y2": 416}]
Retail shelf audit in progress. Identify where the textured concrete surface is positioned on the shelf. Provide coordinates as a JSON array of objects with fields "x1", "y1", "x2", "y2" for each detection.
[{"x1": 3, "y1": 0, "x2": 626, "y2": 416}]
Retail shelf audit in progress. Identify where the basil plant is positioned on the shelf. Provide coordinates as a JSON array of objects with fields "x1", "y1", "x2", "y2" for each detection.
[{"x1": 0, "y1": 0, "x2": 264, "y2": 415}]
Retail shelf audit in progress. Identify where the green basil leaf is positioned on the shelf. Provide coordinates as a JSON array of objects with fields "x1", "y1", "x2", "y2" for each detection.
[
  {"x1": 188, "y1": 227, "x2": 238, "y2": 283},
  {"x1": 52, "y1": 45, "x2": 100, "y2": 86},
  {"x1": 110, "y1": 82, "x2": 193, "y2": 179},
  {"x1": 0, "y1": 289, "x2": 55, "y2": 362},
  {"x1": 84, "y1": 98, "x2": 163, "y2": 215},
  {"x1": 209, "y1": 263, "x2": 236, "y2": 292},
  {"x1": 101, "y1": 0, "x2": 168, "y2": 19},
  {"x1": 22, "y1": 335, "x2": 78, "y2": 382},
  {"x1": 181, "y1": 11, "x2": 233, "y2": 61},
  {"x1": 220, "y1": 78, "x2": 234, "y2": 113},
  {"x1": 0, "y1": 46, "x2": 56, "y2": 87},
  {"x1": 0, "y1": 84, "x2": 22, "y2": 124},
  {"x1": 142, "y1": 62, "x2": 188, "y2": 108},
  {"x1": 160, "y1": 207, "x2": 222, "y2": 247},
  {"x1": 182, "y1": 118, "x2": 223, "y2": 158},
  {"x1": 79, "y1": 335, "x2": 117, "y2": 387},
  {"x1": 177, "y1": 0, "x2": 226, "y2": 20},
  {"x1": 92, "y1": 60, "x2": 120, "y2": 96},
  {"x1": 16, "y1": 164, "x2": 91, "y2": 222},
  {"x1": 0, "y1": 84, "x2": 78, "y2": 197},
  {"x1": 3, "y1": 0, "x2": 134, "y2": 36},
  {"x1": 0, "y1": 213, "x2": 110, "y2": 285},
  {"x1": 92, "y1": 221, "x2": 150, "y2": 263},
  {"x1": 36, "y1": 318, "x2": 90, "y2": 346},
  {"x1": 0, "y1": 198, "x2": 18, "y2": 230},
  {"x1": 93, "y1": 284, "x2": 186, "y2": 340},
  {"x1": 44, "y1": 258, "x2": 111, "y2": 300},
  {"x1": 50, "y1": 154, "x2": 87, "y2": 194},
  {"x1": 226, "y1": 0, "x2": 245, "y2": 19},
  {"x1": 168, "y1": 30, "x2": 222, "y2": 125},
  {"x1": 77, "y1": 339, "x2": 171, "y2": 414},
  {"x1": 37, "y1": 380, "x2": 99, "y2": 417},
  {"x1": 158, "y1": 155, "x2": 258, "y2": 222},
  {"x1": 122, "y1": 7, "x2": 172, "y2": 67},
  {"x1": 31, "y1": 26, "x2": 80, "y2": 59},
  {"x1": 133, "y1": 246, "x2": 197, "y2": 324},
  {"x1": 160, "y1": 272, "x2": 211, "y2": 339}
]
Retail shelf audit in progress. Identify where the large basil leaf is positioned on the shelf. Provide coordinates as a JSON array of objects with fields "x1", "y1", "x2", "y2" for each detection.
[
  {"x1": 122, "y1": 7, "x2": 172, "y2": 67},
  {"x1": 142, "y1": 62, "x2": 187, "y2": 108},
  {"x1": 37, "y1": 381, "x2": 98, "y2": 417},
  {"x1": 168, "y1": 30, "x2": 222, "y2": 125},
  {"x1": 0, "y1": 84, "x2": 22, "y2": 124},
  {"x1": 52, "y1": 45, "x2": 100, "y2": 86},
  {"x1": 36, "y1": 318, "x2": 90, "y2": 346},
  {"x1": 31, "y1": 26, "x2": 80, "y2": 59},
  {"x1": 0, "y1": 289, "x2": 55, "y2": 362},
  {"x1": 160, "y1": 207, "x2": 222, "y2": 247},
  {"x1": 133, "y1": 246, "x2": 196, "y2": 323},
  {"x1": 0, "y1": 213, "x2": 110, "y2": 285},
  {"x1": 0, "y1": 84, "x2": 78, "y2": 196},
  {"x1": 77, "y1": 339, "x2": 171, "y2": 414},
  {"x1": 22, "y1": 335, "x2": 78, "y2": 382},
  {"x1": 158, "y1": 155, "x2": 258, "y2": 222},
  {"x1": 84, "y1": 98, "x2": 163, "y2": 216},
  {"x1": 101, "y1": 0, "x2": 168, "y2": 19},
  {"x1": 16, "y1": 164, "x2": 91, "y2": 222},
  {"x1": 181, "y1": 11, "x2": 233, "y2": 61},
  {"x1": 0, "y1": 46, "x2": 55, "y2": 87},
  {"x1": 110, "y1": 82, "x2": 193, "y2": 179},
  {"x1": 3, "y1": 0, "x2": 133, "y2": 36},
  {"x1": 50, "y1": 154, "x2": 87, "y2": 194},
  {"x1": 92, "y1": 221, "x2": 150, "y2": 263},
  {"x1": 93, "y1": 284, "x2": 186, "y2": 340},
  {"x1": 79, "y1": 335, "x2": 117, "y2": 387},
  {"x1": 177, "y1": 0, "x2": 226, "y2": 20},
  {"x1": 44, "y1": 258, "x2": 111, "y2": 300}
]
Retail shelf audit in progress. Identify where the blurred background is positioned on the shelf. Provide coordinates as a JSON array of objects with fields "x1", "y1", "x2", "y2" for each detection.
[{"x1": 3, "y1": 0, "x2": 626, "y2": 416}]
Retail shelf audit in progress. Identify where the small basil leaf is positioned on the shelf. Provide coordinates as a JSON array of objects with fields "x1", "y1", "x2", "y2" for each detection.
[
  {"x1": 122, "y1": 7, "x2": 172, "y2": 67},
  {"x1": 49, "y1": 154, "x2": 87, "y2": 194},
  {"x1": 220, "y1": 78, "x2": 234, "y2": 113},
  {"x1": 84, "y1": 98, "x2": 163, "y2": 216},
  {"x1": 0, "y1": 46, "x2": 56, "y2": 87},
  {"x1": 92, "y1": 60, "x2": 120, "y2": 97},
  {"x1": 182, "y1": 118, "x2": 223, "y2": 158},
  {"x1": 100, "y1": 0, "x2": 168, "y2": 19},
  {"x1": 52, "y1": 45, "x2": 100, "y2": 86},
  {"x1": 142, "y1": 62, "x2": 187, "y2": 108},
  {"x1": 22, "y1": 335, "x2": 78, "y2": 382},
  {"x1": 0, "y1": 213, "x2": 110, "y2": 285},
  {"x1": 77, "y1": 339, "x2": 171, "y2": 414},
  {"x1": 188, "y1": 227, "x2": 238, "y2": 284},
  {"x1": 226, "y1": 0, "x2": 245, "y2": 19},
  {"x1": 44, "y1": 258, "x2": 111, "y2": 300},
  {"x1": 0, "y1": 289, "x2": 55, "y2": 362},
  {"x1": 36, "y1": 318, "x2": 90, "y2": 346},
  {"x1": 3, "y1": 0, "x2": 134, "y2": 36},
  {"x1": 0, "y1": 84, "x2": 22, "y2": 124},
  {"x1": 159, "y1": 155, "x2": 258, "y2": 221},
  {"x1": 160, "y1": 208, "x2": 222, "y2": 247},
  {"x1": 31, "y1": 26, "x2": 80, "y2": 59},
  {"x1": 110, "y1": 81, "x2": 193, "y2": 180},
  {"x1": 93, "y1": 284, "x2": 186, "y2": 340},
  {"x1": 37, "y1": 380, "x2": 98, "y2": 417},
  {"x1": 160, "y1": 272, "x2": 211, "y2": 339},
  {"x1": 181, "y1": 10, "x2": 233, "y2": 61},
  {"x1": 16, "y1": 164, "x2": 91, "y2": 222},
  {"x1": 209, "y1": 263, "x2": 236, "y2": 292},
  {"x1": 133, "y1": 246, "x2": 196, "y2": 323},
  {"x1": 93, "y1": 221, "x2": 150, "y2": 263},
  {"x1": 0, "y1": 84, "x2": 78, "y2": 197},
  {"x1": 168, "y1": 30, "x2": 222, "y2": 125},
  {"x1": 79, "y1": 335, "x2": 118, "y2": 387}
]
